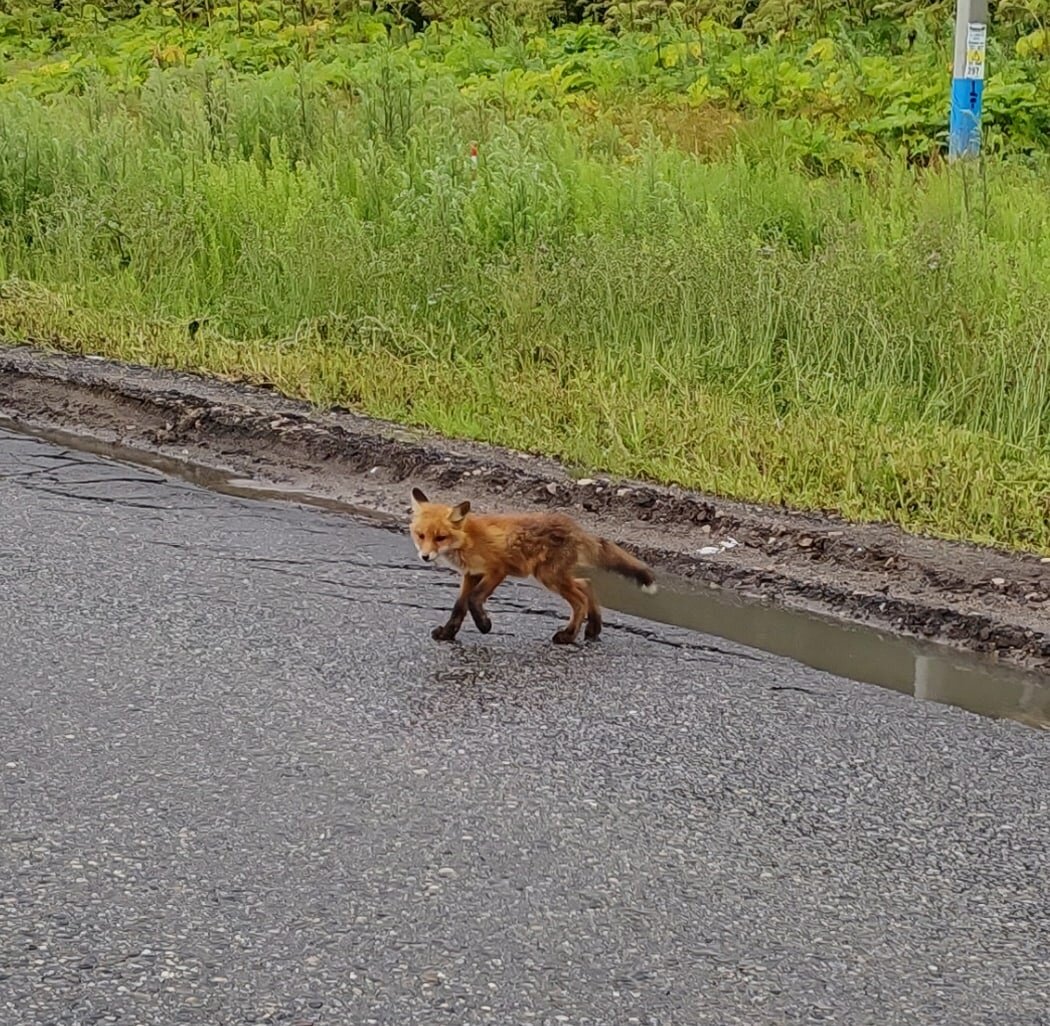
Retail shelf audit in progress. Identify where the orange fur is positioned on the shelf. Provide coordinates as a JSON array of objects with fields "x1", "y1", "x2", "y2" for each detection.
[{"x1": 409, "y1": 487, "x2": 656, "y2": 645}]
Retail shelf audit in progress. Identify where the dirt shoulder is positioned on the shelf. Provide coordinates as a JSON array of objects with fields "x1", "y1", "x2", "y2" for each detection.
[{"x1": 1, "y1": 343, "x2": 1048, "y2": 670}]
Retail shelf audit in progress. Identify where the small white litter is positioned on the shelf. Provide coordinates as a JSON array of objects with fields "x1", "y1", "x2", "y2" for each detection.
[{"x1": 696, "y1": 537, "x2": 739, "y2": 557}]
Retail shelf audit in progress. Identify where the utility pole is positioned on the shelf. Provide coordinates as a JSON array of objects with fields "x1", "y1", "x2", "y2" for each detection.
[{"x1": 949, "y1": 0, "x2": 988, "y2": 160}]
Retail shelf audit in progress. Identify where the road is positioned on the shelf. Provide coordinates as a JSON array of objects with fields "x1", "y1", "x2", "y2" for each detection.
[{"x1": 1, "y1": 427, "x2": 1048, "y2": 1026}]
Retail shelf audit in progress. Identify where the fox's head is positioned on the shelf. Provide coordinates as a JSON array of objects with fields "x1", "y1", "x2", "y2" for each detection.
[{"x1": 409, "y1": 487, "x2": 471, "y2": 564}]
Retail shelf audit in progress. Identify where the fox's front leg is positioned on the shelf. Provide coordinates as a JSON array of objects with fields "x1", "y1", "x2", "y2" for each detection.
[
  {"x1": 466, "y1": 571, "x2": 506, "y2": 636},
  {"x1": 432, "y1": 573, "x2": 482, "y2": 641}
]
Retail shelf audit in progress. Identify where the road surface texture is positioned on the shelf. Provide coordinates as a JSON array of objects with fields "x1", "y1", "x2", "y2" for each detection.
[{"x1": 1, "y1": 427, "x2": 1048, "y2": 1026}]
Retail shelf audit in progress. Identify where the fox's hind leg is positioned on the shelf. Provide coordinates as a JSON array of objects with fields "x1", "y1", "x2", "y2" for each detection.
[
  {"x1": 432, "y1": 572, "x2": 482, "y2": 641},
  {"x1": 581, "y1": 578, "x2": 602, "y2": 641},
  {"x1": 540, "y1": 571, "x2": 590, "y2": 645}
]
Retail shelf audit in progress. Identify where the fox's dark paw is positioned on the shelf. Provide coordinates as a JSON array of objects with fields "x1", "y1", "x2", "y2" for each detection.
[
  {"x1": 584, "y1": 623, "x2": 602, "y2": 641},
  {"x1": 552, "y1": 628, "x2": 578, "y2": 645},
  {"x1": 473, "y1": 613, "x2": 492, "y2": 634},
  {"x1": 431, "y1": 624, "x2": 458, "y2": 642}
]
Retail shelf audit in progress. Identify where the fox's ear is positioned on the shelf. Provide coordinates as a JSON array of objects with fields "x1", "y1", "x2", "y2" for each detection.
[
  {"x1": 449, "y1": 500, "x2": 471, "y2": 523},
  {"x1": 411, "y1": 487, "x2": 428, "y2": 510}
]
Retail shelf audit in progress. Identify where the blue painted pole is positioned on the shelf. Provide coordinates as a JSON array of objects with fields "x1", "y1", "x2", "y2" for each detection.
[{"x1": 948, "y1": 0, "x2": 988, "y2": 160}]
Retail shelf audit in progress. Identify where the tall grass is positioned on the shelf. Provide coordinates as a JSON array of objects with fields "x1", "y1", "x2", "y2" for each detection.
[{"x1": 0, "y1": 62, "x2": 1048, "y2": 550}]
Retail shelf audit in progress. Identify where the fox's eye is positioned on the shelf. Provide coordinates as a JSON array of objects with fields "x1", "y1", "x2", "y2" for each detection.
[{"x1": 434, "y1": 534, "x2": 447, "y2": 543}]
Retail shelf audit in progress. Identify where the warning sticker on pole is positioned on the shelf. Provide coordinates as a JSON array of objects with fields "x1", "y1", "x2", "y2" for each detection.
[{"x1": 964, "y1": 22, "x2": 987, "y2": 80}]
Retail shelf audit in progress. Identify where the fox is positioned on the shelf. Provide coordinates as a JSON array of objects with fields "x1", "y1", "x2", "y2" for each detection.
[{"x1": 409, "y1": 487, "x2": 657, "y2": 645}]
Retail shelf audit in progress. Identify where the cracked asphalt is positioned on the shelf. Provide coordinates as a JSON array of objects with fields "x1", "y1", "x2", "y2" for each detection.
[{"x1": 1, "y1": 426, "x2": 1049, "y2": 1026}]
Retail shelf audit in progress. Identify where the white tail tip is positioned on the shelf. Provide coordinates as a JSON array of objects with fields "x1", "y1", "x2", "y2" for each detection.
[{"x1": 641, "y1": 582, "x2": 658, "y2": 595}]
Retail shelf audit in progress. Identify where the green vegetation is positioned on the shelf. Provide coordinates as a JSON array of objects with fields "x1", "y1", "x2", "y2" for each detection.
[{"x1": 0, "y1": 1, "x2": 1048, "y2": 550}]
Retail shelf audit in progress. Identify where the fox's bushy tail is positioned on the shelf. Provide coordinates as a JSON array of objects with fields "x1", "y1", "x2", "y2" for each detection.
[{"x1": 594, "y1": 538, "x2": 657, "y2": 594}]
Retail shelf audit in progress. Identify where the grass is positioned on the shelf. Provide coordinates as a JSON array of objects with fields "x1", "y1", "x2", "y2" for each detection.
[{"x1": 0, "y1": 58, "x2": 1048, "y2": 552}]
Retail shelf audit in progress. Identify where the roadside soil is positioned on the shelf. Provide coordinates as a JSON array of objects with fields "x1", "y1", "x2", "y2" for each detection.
[{"x1": 1, "y1": 343, "x2": 1048, "y2": 670}]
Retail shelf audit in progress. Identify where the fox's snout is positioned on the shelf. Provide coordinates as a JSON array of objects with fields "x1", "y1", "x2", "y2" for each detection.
[{"x1": 413, "y1": 534, "x2": 449, "y2": 563}]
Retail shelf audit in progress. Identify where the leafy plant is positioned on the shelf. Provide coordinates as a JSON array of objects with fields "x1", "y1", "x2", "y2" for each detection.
[{"x1": 2, "y1": 0, "x2": 1049, "y2": 550}]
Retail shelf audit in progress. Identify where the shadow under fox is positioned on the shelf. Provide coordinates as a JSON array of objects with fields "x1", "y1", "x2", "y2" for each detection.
[{"x1": 409, "y1": 487, "x2": 656, "y2": 645}]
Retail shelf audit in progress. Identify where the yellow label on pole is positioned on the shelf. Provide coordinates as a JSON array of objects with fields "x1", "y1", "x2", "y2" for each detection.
[{"x1": 964, "y1": 22, "x2": 987, "y2": 79}]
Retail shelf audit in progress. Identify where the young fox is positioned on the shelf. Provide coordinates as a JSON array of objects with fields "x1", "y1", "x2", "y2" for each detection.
[{"x1": 409, "y1": 487, "x2": 657, "y2": 645}]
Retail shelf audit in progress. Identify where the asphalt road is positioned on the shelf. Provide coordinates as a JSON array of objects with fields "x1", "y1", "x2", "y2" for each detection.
[{"x1": 1, "y1": 427, "x2": 1048, "y2": 1026}]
